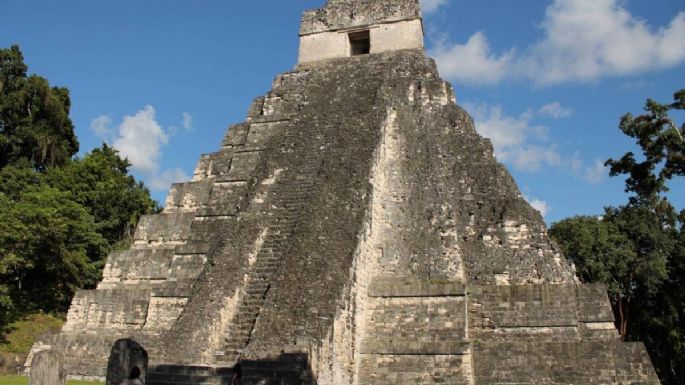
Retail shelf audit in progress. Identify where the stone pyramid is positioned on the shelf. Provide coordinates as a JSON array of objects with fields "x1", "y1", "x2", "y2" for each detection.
[{"x1": 28, "y1": 0, "x2": 661, "y2": 384}]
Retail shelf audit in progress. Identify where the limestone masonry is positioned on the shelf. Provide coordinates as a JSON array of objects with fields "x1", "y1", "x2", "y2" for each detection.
[{"x1": 27, "y1": 0, "x2": 661, "y2": 384}]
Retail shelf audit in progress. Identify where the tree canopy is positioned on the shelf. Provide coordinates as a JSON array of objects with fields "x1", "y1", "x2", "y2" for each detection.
[
  {"x1": 0, "y1": 45, "x2": 159, "y2": 333},
  {"x1": 551, "y1": 89, "x2": 685, "y2": 385},
  {"x1": 0, "y1": 45, "x2": 79, "y2": 170}
]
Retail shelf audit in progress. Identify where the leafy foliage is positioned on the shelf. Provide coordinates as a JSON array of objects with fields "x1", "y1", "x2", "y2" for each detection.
[
  {"x1": 551, "y1": 207, "x2": 671, "y2": 337},
  {"x1": 46, "y1": 144, "x2": 161, "y2": 246},
  {"x1": 0, "y1": 45, "x2": 159, "y2": 333},
  {"x1": 552, "y1": 89, "x2": 684, "y2": 385},
  {"x1": 606, "y1": 89, "x2": 685, "y2": 206},
  {"x1": 0, "y1": 45, "x2": 78, "y2": 169},
  {"x1": 0, "y1": 182, "x2": 107, "y2": 316}
]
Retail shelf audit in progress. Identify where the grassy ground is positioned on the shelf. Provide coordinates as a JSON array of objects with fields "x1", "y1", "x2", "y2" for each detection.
[
  {"x1": 1, "y1": 314, "x2": 64, "y2": 354},
  {"x1": 0, "y1": 375, "x2": 102, "y2": 385}
]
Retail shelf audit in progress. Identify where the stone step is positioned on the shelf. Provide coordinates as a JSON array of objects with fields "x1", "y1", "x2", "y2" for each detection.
[
  {"x1": 224, "y1": 344, "x2": 244, "y2": 351},
  {"x1": 146, "y1": 365, "x2": 235, "y2": 385},
  {"x1": 242, "y1": 287, "x2": 268, "y2": 296},
  {"x1": 255, "y1": 261, "x2": 279, "y2": 268},
  {"x1": 148, "y1": 365, "x2": 233, "y2": 376},
  {"x1": 241, "y1": 361, "x2": 308, "y2": 373},
  {"x1": 226, "y1": 329, "x2": 252, "y2": 339},
  {"x1": 147, "y1": 373, "x2": 231, "y2": 385},
  {"x1": 239, "y1": 358, "x2": 313, "y2": 384},
  {"x1": 238, "y1": 305, "x2": 261, "y2": 314},
  {"x1": 240, "y1": 294, "x2": 266, "y2": 303}
]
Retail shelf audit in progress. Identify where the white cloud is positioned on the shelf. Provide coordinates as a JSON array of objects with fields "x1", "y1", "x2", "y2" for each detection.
[
  {"x1": 538, "y1": 102, "x2": 572, "y2": 119},
  {"x1": 510, "y1": 145, "x2": 563, "y2": 172},
  {"x1": 90, "y1": 115, "x2": 113, "y2": 138},
  {"x1": 526, "y1": 197, "x2": 550, "y2": 217},
  {"x1": 432, "y1": 32, "x2": 514, "y2": 85},
  {"x1": 464, "y1": 102, "x2": 560, "y2": 172},
  {"x1": 525, "y1": 0, "x2": 685, "y2": 84},
  {"x1": 583, "y1": 160, "x2": 608, "y2": 184},
  {"x1": 465, "y1": 102, "x2": 606, "y2": 181},
  {"x1": 111, "y1": 105, "x2": 168, "y2": 174},
  {"x1": 169, "y1": 112, "x2": 194, "y2": 136},
  {"x1": 432, "y1": 0, "x2": 685, "y2": 85},
  {"x1": 90, "y1": 105, "x2": 191, "y2": 192},
  {"x1": 182, "y1": 112, "x2": 193, "y2": 131},
  {"x1": 420, "y1": 0, "x2": 449, "y2": 14}
]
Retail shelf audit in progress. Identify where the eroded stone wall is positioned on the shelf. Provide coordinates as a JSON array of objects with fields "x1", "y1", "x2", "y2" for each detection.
[{"x1": 300, "y1": 0, "x2": 421, "y2": 35}]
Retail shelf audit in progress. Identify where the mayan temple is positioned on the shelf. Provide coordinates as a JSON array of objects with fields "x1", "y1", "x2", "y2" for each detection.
[{"x1": 27, "y1": 1, "x2": 661, "y2": 384}]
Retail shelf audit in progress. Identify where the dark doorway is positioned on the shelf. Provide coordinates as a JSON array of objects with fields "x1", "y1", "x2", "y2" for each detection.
[{"x1": 349, "y1": 30, "x2": 370, "y2": 56}]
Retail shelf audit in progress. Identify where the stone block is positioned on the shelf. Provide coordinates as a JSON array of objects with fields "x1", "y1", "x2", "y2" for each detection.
[
  {"x1": 247, "y1": 97, "x2": 266, "y2": 118},
  {"x1": 150, "y1": 280, "x2": 196, "y2": 298},
  {"x1": 133, "y1": 212, "x2": 196, "y2": 244},
  {"x1": 192, "y1": 154, "x2": 212, "y2": 180},
  {"x1": 164, "y1": 180, "x2": 213, "y2": 211},
  {"x1": 469, "y1": 285, "x2": 580, "y2": 331},
  {"x1": 300, "y1": 0, "x2": 421, "y2": 35},
  {"x1": 221, "y1": 151, "x2": 261, "y2": 182},
  {"x1": 167, "y1": 254, "x2": 207, "y2": 281},
  {"x1": 143, "y1": 297, "x2": 189, "y2": 331},
  {"x1": 359, "y1": 354, "x2": 472, "y2": 385},
  {"x1": 29, "y1": 350, "x2": 66, "y2": 385},
  {"x1": 222, "y1": 123, "x2": 250, "y2": 147},
  {"x1": 245, "y1": 121, "x2": 287, "y2": 148},
  {"x1": 198, "y1": 182, "x2": 248, "y2": 217},
  {"x1": 365, "y1": 296, "x2": 467, "y2": 343},
  {"x1": 472, "y1": 341, "x2": 660, "y2": 385},
  {"x1": 62, "y1": 289, "x2": 151, "y2": 332},
  {"x1": 368, "y1": 278, "x2": 465, "y2": 297},
  {"x1": 174, "y1": 240, "x2": 209, "y2": 255},
  {"x1": 101, "y1": 248, "x2": 175, "y2": 283},
  {"x1": 361, "y1": 339, "x2": 469, "y2": 355},
  {"x1": 577, "y1": 284, "x2": 615, "y2": 323},
  {"x1": 208, "y1": 150, "x2": 236, "y2": 178}
]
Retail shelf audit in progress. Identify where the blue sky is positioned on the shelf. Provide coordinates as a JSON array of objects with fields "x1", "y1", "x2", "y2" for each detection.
[{"x1": 1, "y1": 0, "x2": 683, "y2": 223}]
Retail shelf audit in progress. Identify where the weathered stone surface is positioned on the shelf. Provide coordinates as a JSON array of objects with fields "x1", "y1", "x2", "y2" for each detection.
[
  {"x1": 29, "y1": 350, "x2": 66, "y2": 385},
  {"x1": 164, "y1": 180, "x2": 213, "y2": 212},
  {"x1": 300, "y1": 0, "x2": 421, "y2": 35},
  {"x1": 368, "y1": 278, "x2": 465, "y2": 297},
  {"x1": 106, "y1": 339, "x2": 148, "y2": 385},
  {"x1": 473, "y1": 341, "x2": 660, "y2": 385},
  {"x1": 359, "y1": 354, "x2": 472, "y2": 385},
  {"x1": 28, "y1": 1, "x2": 660, "y2": 384},
  {"x1": 100, "y1": 249, "x2": 175, "y2": 285}
]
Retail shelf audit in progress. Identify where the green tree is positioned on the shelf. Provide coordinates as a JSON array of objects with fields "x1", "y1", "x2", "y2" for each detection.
[
  {"x1": 0, "y1": 145, "x2": 160, "y2": 325},
  {"x1": 606, "y1": 89, "x2": 685, "y2": 206},
  {"x1": 0, "y1": 45, "x2": 160, "y2": 334},
  {"x1": 550, "y1": 208, "x2": 670, "y2": 338},
  {"x1": 552, "y1": 89, "x2": 684, "y2": 385},
  {"x1": 46, "y1": 144, "x2": 161, "y2": 247},
  {"x1": 0, "y1": 45, "x2": 78, "y2": 169},
  {"x1": 0, "y1": 185, "x2": 107, "y2": 319}
]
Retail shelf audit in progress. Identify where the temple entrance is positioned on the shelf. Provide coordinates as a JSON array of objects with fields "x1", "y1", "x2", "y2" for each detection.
[{"x1": 349, "y1": 30, "x2": 370, "y2": 56}]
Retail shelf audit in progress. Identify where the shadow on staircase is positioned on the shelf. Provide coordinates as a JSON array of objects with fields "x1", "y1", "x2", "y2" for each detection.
[{"x1": 147, "y1": 353, "x2": 315, "y2": 385}]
